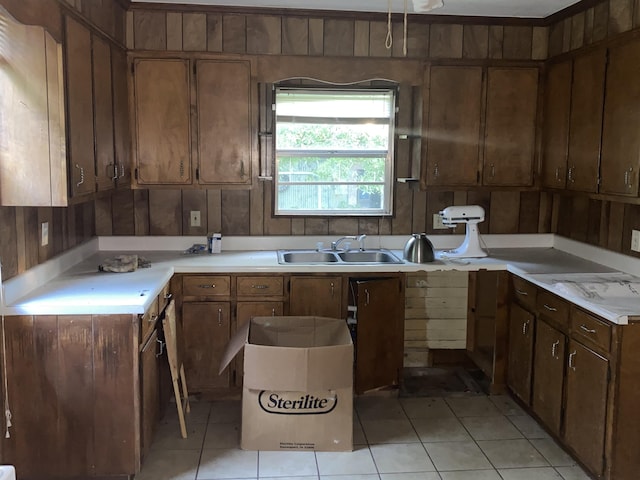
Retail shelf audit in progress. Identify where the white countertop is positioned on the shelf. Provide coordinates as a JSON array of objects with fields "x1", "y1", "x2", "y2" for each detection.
[{"x1": 2, "y1": 235, "x2": 639, "y2": 324}]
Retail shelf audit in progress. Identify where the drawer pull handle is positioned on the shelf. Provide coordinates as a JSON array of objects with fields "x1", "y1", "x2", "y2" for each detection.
[
  {"x1": 568, "y1": 350, "x2": 577, "y2": 371},
  {"x1": 551, "y1": 340, "x2": 559, "y2": 358},
  {"x1": 251, "y1": 284, "x2": 269, "y2": 289},
  {"x1": 579, "y1": 324, "x2": 597, "y2": 334},
  {"x1": 330, "y1": 282, "x2": 335, "y2": 297},
  {"x1": 198, "y1": 284, "x2": 216, "y2": 289},
  {"x1": 164, "y1": 293, "x2": 173, "y2": 300},
  {"x1": 156, "y1": 338, "x2": 165, "y2": 358},
  {"x1": 271, "y1": 308, "x2": 276, "y2": 316},
  {"x1": 149, "y1": 314, "x2": 158, "y2": 323},
  {"x1": 522, "y1": 319, "x2": 530, "y2": 335},
  {"x1": 217, "y1": 308, "x2": 222, "y2": 326},
  {"x1": 515, "y1": 289, "x2": 528, "y2": 296},
  {"x1": 543, "y1": 304, "x2": 557, "y2": 312}
]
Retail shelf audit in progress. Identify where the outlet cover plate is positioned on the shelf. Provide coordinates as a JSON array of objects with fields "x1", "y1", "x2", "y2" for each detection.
[
  {"x1": 433, "y1": 213, "x2": 448, "y2": 230},
  {"x1": 632, "y1": 230, "x2": 640, "y2": 252},
  {"x1": 190, "y1": 210, "x2": 201, "y2": 228},
  {"x1": 41, "y1": 222, "x2": 49, "y2": 246}
]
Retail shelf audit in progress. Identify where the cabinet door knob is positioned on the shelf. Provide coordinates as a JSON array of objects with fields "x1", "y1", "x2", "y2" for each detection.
[
  {"x1": 551, "y1": 340, "x2": 560, "y2": 358},
  {"x1": 568, "y1": 350, "x2": 577, "y2": 371},
  {"x1": 522, "y1": 319, "x2": 530, "y2": 335},
  {"x1": 198, "y1": 284, "x2": 216, "y2": 289},
  {"x1": 217, "y1": 308, "x2": 222, "y2": 326}
]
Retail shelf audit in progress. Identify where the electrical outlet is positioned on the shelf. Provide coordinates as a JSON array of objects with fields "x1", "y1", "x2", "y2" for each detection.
[
  {"x1": 190, "y1": 211, "x2": 201, "y2": 228},
  {"x1": 41, "y1": 222, "x2": 49, "y2": 246},
  {"x1": 433, "y1": 213, "x2": 448, "y2": 230},
  {"x1": 632, "y1": 230, "x2": 640, "y2": 252}
]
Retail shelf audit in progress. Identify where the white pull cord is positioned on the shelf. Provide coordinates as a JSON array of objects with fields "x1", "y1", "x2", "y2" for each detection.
[
  {"x1": 386, "y1": 0, "x2": 409, "y2": 56},
  {"x1": 385, "y1": 0, "x2": 393, "y2": 49},
  {"x1": 403, "y1": 0, "x2": 408, "y2": 56},
  {"x1": 0, "y1": 260, "x2": 12, "y2": 439}
]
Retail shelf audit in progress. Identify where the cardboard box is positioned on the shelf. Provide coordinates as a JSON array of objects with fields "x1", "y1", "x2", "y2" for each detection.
[{"x1": 219, "y1": 316, "x2": 354, "y2": 451}]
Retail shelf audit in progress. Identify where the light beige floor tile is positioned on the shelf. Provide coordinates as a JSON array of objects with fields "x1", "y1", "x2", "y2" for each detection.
[
  {"x1": 555, "y1": 465, "x2": 592, "y2": 480},
  {"x1": 444, "y1": 397, "x2": 502, "y2": 417},
  {"x1": 134, "y1": 449, "x2": 200, "y2": 480},
  {"x1": 355, "y1": 396, "x2": 407, "y2": 421},
  {"x1": 354, "y1": 418, "x2": 367, "y2": 445},
  {"x1": 151, "y1": 421, "x2": 206, "y2": 451},
  {"x1": 316, "y1": 447, "x2": 377, "y2": 475},
  {"x1": 209, "y1": 400, "x2": 242, "y2": 424},
  {"x1": 198, "y1": 448, "x2": 258, "y2": 479},
  {"x1": 258, "y1": 450, "x2": 318, "y2": 477},
  {"x1": 273, "y1": 477, "x2": 319, "y2": 480},
  {"x1": 161, "y1": 401, "x2": 212, "y2": 425},
  {"x1": 508, "y1": 415, "x2": 551, "y2": 439},
  {"x1": 400, "y1": 398, "x2": 455, "y2": 420},
  {"x1": 361, "y1": 418, "x2": 420, "y2": 444},
  {"x1": 459, "y1": 416, "x2": 523, "y2": 441},
  {"x1": 411, "y1": 417, "x2": 472, "y2": 443},
  {"x1": 423, "y1": 441, "x2": 492, "y2": 471},
  {"x1": 203, "y1": 423, "x2": 240, "y2": 449},
  {"x1": 530, "y1": 439, "x2": 576, "y2": 467},
  {"x1": 498, "y1": 467, "x2": 562, "y2": 479},
  {"x1": 439, "y1": 470, "x2": 501, "y2": 480},
  {"x1": 380, "y1": 472, "x2": 441, "y2": 480},
  {"x1": 477, "y1": 439, "x2": 549, "y2": 469},
  {"x1": 488, "y1": 395, "x2": 525, "y2": 416},
  {"x1": 369, "y1": 443, "x2": 435, "y2": 473},
  {"x1": 320, "y1": 475, "x2": 379, "y2": 480}
]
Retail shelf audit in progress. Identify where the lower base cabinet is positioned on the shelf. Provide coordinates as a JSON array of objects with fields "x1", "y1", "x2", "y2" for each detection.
[{"x1": 507, "y1": 302, "x2": 535, "y2": 404}]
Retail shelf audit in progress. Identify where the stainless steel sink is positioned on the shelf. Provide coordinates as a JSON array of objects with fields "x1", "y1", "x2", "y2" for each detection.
[{"x1": 277, "y1": 249, "x2": 403, "y2": 265}]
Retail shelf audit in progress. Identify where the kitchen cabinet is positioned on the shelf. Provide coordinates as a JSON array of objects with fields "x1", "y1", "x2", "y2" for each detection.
[
  {"x1": 566, "y1": 48, "x2": 606, "y2": 193},
  {"x1": 92, "y1": 33, "x2": 116, "y2": 192},
  {"x1": 289, "y1": 275, "x2": 344, "y2": 318},
  {"x1": 133, "y1": 58, "x2": 192, "y2": 185},
  {"x1": 350, "y1": 276, "x2": 404, "y2": 394},
  {"x1": 422, "y1": 65, "x2": 483, "y2": 187},
  {"x1": 112, "y1": 45, "x2": 132, "y2": 188},
  {"x1": 540, "y1": 59, "x2": 572, "y2": 189},
  {"x1": 140, "y1": 327, "x2": 161, "y2": 458},
  {"x1": 64, "y1": 15, "x2": 96, "y2": 197},
  {"x1": 196, "y1": 59, "x2": 253, "y2": 185},
  {"x1": 483, "y1": 67, "x2": 538, "y2": 186},
  {"x1": 600, "y1": 38, "x2": 640, "y2": 196},
  {"x1": 507, "y1": 303, "x2": 535, "y2": 405}
]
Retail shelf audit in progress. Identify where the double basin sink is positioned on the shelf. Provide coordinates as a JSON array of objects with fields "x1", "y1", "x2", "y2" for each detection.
[{"x1": 277, "y1": 248, "x2": 404, "y2": 265}]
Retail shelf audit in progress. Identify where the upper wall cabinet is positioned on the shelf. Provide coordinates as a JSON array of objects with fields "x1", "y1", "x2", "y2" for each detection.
[
  {"x1": 566, "y1": 48, "x2": 606, "y2": 193},
  {"x1": 540, "y1": 60, "x2": 572, "y2": 189},
  {"x1": 0, "y1": 8, "x2": 67, "y2": 206},
  {"x1": 112, "y1": 46, "x2": 132, "y2": 189},
  {"x1": 483, "y1": 67, "x2": 539, "y2": 187},
  {"x1": 132, "y1": 58, "x2": 192, "y2": 185},
  {"x1": 422, "y1": 65, "x2": 483, "y2": 187},
  {"x1": 132, "y1": 56, "x2": 255, "y2": 187},
  {"x1": 600, "y1": 38, "x2": 640, "y2": 197}
]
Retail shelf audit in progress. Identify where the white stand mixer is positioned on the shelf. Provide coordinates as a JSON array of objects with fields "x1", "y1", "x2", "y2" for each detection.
[{"x1": 438, "y1": 205, "x2": 487, "y2": 258}]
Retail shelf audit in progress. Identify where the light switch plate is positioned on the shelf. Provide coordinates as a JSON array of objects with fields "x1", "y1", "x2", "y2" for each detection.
[
  {"x1": 433, "y1": 213, "x2": 447, "y2": 230},
  {"x1": 632, "y1": 230, "x2": 640, "y2": 252},
  {"x1": 190, "y1": 210, "x2": 201, "y2": 228},
  {"x1": 41, "y1": 222, "x2": 49, "y2": 246}
]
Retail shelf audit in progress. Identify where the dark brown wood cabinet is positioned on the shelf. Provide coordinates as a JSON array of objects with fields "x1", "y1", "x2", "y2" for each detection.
[
  {"x1": 64, "y1": 15, "x2": 95, "y2": 197},
  {"x1": 600, "y1": 38, "x2": 640, "y2": 196},
  {"x1": 422, "y1": 65, "x2": 483, "y2": 186},
  {"x1": 111, "y1": 45, "x2": 132, "y2": 188},
  {"x1": 566, "y1": 48, "x2": 606, "y2": 193},
  {"x1": 140, "y1": 327, "x2": 161, "y2": 458},
  {"x1": 507, "y1": 302, "x2": 535, "y2": 404},
  {"x1": 92, "y1": 33, "x2": 115, "y2": 192},
  {"x1": 483, "y1": 67, "x2": 538, "y2": 186},
  {"x1": 289, "y1": 275, "x2": 344, "y2": 318},
  {"x1": 133, "y1": 58, "x2": 192, "y2": 185},
  {"x1": 541, "y1": 59, "x2": 572, "y2": 189}
]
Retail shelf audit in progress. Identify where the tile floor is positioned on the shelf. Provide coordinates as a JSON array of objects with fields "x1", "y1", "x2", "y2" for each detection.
[{"x1": 135, "y1": 394, "x2": 592, "y2": 480}]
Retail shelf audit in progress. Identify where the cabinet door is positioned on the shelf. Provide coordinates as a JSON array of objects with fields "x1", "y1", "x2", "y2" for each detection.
[
  {"x1": 423, "y1": 66, "x2": 482, "y2": 186},
  {"x1": 64, "y1": 15, "x2": 95, "y2": 197},
  {"x1": 541, "y1": 60, "x2": 572, "y2": 189},
  {"x1": 196, "y1": 59, "x2": 252, "y2": 185},
  {"x1": 289, "y1": 276, "x2": 343, "y2": 318},
  {"x1": 567, "y1": 48, "x2": 606, "y2": 193},
  {"x1": 182, "y1": 302, "x2": 231, "y2": 391},
  {"x1": 140, "y1": 329, "x2": 160, "y2": 459},
  {"x1": 112, "y1": 46, "x2": 131, "y2": 188},
  {"x1": 600, "y1": 39, "x2": 640, "y2": 196},
  {"x1": 531, "y1": 319, "x2": 565, "y2": 435},
  {"x1": 483, "y1": 67, "x2": 538, "y2": 186},
  {"x1": 92, "y1": 34, "x2": 115, "y2": 192},
  {"x1": 564, "y1": 340, "x2": 609, "y2": 476},
  {"x1": 133, "y1": 58, "x2": 191, "y2": 185},
  {"x1": 354, "y1": 277, "x2": 403, "y2": 394},
  {"x1": 507, "y1": 303, "x2": 535, "y2": 404}
]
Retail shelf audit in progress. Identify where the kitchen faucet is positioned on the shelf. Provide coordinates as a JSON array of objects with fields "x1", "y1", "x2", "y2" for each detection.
[{"x1": 331, "y1": 234, "x2": 367, "y2": 251}]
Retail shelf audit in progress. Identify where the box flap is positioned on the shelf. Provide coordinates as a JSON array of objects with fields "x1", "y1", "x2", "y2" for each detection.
[{"x1": 218, "y1": 318, "x2": 250, "y2": 375}]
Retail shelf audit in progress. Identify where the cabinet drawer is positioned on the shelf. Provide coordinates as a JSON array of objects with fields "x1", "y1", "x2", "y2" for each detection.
[
  {"x1": 237, "y1": 276, "x2": 284, "y2": 296},
  {"x1": 140, "y1": 296, "x2": 159, "y2": 344},
  {"x1": 512, "y1": 275, "x2": 537, "y2": 310},
  {"x1": 571, "y1": 307, "x2": 612, "y2": 353},
  {"x1": 536, "y1": 291, "x2": 570, "y2": 328},
  {"x1": 183, "y1": 276, "x2": 231, "y2": 297}
]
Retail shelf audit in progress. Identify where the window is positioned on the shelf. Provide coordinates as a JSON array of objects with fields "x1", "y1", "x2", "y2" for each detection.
[{"x1": 274, "y1": 87, "x2": 396, "y2": 216}]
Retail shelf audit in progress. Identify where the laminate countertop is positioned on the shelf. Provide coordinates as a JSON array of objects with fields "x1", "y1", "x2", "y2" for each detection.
[{"x1": 2, "y1": 236, "x2": 639, "y2": 324}]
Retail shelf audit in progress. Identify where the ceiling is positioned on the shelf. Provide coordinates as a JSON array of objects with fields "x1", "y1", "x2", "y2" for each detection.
[{"x1": 132, "y1": 0, "x2": 582, "y2": 19}]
